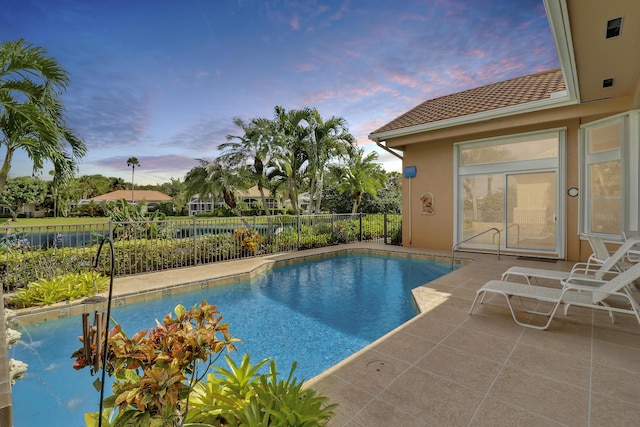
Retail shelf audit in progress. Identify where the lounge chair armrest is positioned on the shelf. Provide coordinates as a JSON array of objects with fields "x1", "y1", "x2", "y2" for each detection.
[{"x1": 562, "y1": 277, "x2": 606, "y2": 289}]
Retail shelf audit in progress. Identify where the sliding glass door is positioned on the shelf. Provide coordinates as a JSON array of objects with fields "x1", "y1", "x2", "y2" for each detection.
[{"x1": 457, "y1": 131, "x2": 563, "y2": 256}]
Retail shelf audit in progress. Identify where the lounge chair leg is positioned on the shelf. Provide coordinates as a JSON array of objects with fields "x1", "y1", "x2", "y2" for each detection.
[{"x1": 469, "y1": 292, "x2": 483, "y2": 314}]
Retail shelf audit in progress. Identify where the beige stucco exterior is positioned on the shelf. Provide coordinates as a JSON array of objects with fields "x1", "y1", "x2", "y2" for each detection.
[{"x1": 383, "y1": 98, "x2": 637, "y2": 261}]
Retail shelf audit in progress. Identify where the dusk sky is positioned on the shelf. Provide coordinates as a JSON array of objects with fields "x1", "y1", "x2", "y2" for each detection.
[{"x1": 1, "y1": 0, "x2": 559, "y2": 186}]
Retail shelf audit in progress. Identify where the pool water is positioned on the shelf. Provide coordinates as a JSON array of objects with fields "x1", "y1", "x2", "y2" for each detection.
[{"x1": 11, "y1": 253, "x2": 453, "y2": 426}]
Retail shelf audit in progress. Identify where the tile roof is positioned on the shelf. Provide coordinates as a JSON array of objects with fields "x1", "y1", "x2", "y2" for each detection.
[
  {"x1": 371, "y1": 69, "x2": 565, "y2": 135},
  {"x1": 90, "y1": 190, "x2": 173, "y2": 202}
]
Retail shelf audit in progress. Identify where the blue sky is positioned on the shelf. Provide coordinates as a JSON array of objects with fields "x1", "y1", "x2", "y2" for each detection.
[{"x1": 1, "y1": 0, "x2": 559, "y2": 185}]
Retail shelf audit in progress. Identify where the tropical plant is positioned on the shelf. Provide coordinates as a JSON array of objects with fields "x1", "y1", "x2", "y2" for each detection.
[
  {"x1": 73, "y1": 301, "x2": 239, "y2": 427},
  {"x1": 305, "y1": 109, "x2": 354, "y2": 213},
  {"x1": 126, "y1": 157, "x2": 140, "y2": 201},
  {"x1": 221, "y1": 116, "x2": 275, "y2": 215},
  {"x1": 186, "y1": 354, "x2": 337, "y2": 426},
  {"x1": 331, "y1": 147, "x2": 386, "y2": 214},
  {"x1": 268, "y1": 106, "x2": 314, "y2": 215},
  {"x1": 102, "y1": 199, "x2": 163, "y2": 240},
  {"x1": 9, "y1": 272, "x2": 109, "y2": 308},
  {"x1": 184, "y1": 158, "x2": 250, "y2": 218},
  {"x1": 108, "y1": 176, "x2": 127, "y2": 191},
  {"x1": 0, "y1": 39, "x2": 86, "y2": 195}
]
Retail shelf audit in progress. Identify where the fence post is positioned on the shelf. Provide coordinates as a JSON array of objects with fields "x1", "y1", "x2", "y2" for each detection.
[
  {"x1": 384, "y1": 212, "x2": 388, "y2": 244},
  {"x1": 359, "y1": 214, "x2": 363, "y2": 242},
  {"x1": 297, "y1": 215, "x2": 301, "y2": 250},
  {"x1": 331, "y1": 214, "x2": 335, "y2": 243},
  {"x1": 193, "y1": 217, "x2": 197, "y2": 265}
]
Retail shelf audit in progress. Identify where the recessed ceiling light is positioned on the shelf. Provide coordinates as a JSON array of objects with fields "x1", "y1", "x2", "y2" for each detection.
[
  {"x1": 603, "y1": 78, "x2": 615, "y2": 88},
  {"x1": 606, "y1": 17, "x2": 622, "y2": 39}
]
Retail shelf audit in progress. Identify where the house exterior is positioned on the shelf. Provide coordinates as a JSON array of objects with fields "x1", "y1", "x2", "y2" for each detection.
[
  {"x1": 369, "y1": 0, "x2": 640, "y2": 261},
  {"x1": 188, "y1": 186, "x2": 279, "y2": 216},
  {"x1": 86, "y1": 190, "x2": 173, "y2": 212},
  {"x1": 89, "y1": 190, "x2": 173, "y2": 204}
]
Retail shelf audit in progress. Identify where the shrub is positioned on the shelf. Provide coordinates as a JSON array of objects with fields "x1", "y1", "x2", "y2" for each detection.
[
  {"x1": 77, "y1": 302, "x2": 336, "y2": 426},
  {"x1": 9, "y1": 272, "x2": 109, "y2": 308},
  {"x1": 187, "y1": 354, "x2": 337, "y2": 426}
]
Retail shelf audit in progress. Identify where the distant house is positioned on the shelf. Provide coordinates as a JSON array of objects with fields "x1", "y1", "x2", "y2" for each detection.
[
  {"x1": 83, "y1": 190, "x2": 173, "y2": 212},
  {"x1": 0, "y1": 203, "x2": 44, "y2": 218},
  {"x1": 369, "y1": 0, "x2": 640, "y2": 261},
  {"x1": 89, "y1": 190, "x2": 173, "y2": 204}
]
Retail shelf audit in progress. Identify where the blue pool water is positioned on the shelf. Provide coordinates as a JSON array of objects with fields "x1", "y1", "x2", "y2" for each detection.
[{"x1": 11, "y1": 253, "x2": 453, "y2": 426}]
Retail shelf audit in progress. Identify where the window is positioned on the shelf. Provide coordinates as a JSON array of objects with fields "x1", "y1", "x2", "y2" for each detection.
[{"x1": 579, "y1": 112, "x2": 640, "y2": 238}]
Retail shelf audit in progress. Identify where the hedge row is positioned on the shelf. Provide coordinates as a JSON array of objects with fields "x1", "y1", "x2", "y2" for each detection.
[{"x1": 1, "y1": 215, "x2": 401, "y2": 291}]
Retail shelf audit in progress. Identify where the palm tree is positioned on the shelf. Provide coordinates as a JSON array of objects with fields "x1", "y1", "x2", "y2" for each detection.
[
  {"x1": 109, "y1": 176, "x2": 127, "y2": 191},
  {"x1": 268, "y1": 106, "x2": 313, "y2": 215},
  {"x1": 127, "y1": 157, "x2": 140, "y2": 202},
  {"x1": 0, "y1": 39, "x2": 86, "y2": 195},
  {"x1": 220, "y1": 117, "x2": 274, "y2": 215},
  {"x1": 331, "y1": 147, "x2": 386, "y2": 214},
  {"x1": 184, "y1": 158, "x2": 250, "y2": 218},
  {"x1": 306, "y1": 109, "x2": 354, "y2": 214}
]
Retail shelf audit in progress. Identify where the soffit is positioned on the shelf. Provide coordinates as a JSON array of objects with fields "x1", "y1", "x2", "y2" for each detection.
[{"x1": 567, "y1": 0, "x2": 640, "y2": 103}]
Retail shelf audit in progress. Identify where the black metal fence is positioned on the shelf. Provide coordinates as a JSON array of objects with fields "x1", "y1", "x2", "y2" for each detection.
[{"x1": 0, "y1": 213, "x2": 402, "y2": 291}]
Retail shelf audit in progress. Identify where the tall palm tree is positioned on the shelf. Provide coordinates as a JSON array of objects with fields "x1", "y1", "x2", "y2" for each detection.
[
  {"x1": 0, "y1": 39, "x2": 86, "y2": 195},
  {"x1": 127, "y1": 157, "x2": 140, "y2": 202},
  {"x1": 306, "y1": 109, "x2": 354, "y2": 214},
  {"x1": 331, "y1": 147, "x2": 386, "y2": 214},
  {"x1": 220, "y1": 116, "x2": 274, "y2": 215},
  {"x1": 268, "y1": 106, "x2": 313, "y2": 215}
]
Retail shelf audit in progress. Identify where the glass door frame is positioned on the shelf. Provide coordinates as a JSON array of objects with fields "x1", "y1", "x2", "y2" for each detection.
[{"x1": 453, "y1": 129, "x2": 566, "y2": 258}]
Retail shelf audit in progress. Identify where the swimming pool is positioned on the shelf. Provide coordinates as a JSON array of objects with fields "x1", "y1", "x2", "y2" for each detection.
[{"x1": 11, "y1": 253, "x2": 453, "y2": 426}]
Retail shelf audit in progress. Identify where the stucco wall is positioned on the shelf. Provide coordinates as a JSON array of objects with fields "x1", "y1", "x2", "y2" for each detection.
[
  {"x1": 393, "y1": 108, "x2": 608, "y2": 261},
  {"x1": 402, "y1": 140, "x2": 453, "y2": 250}
]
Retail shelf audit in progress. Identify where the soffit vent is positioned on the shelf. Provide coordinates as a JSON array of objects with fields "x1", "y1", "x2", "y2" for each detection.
[
  {"x1": 606, "y1": 17, "x2": 623, "y2": 39},
  {"x1": 603, "y1": 78, "x2": 615, "y2": 88}
]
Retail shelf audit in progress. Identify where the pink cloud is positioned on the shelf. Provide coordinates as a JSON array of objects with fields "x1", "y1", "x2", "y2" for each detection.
[
  {"x1": 388, "y1": 73, "x2": 420, "y2": 88},
  {"x1": 303, "y1": 88, "x2": 337, "y2": 104},
  {"x1": 290, "y1": 16, "x2": 300, "y2": 30},
  {"x1": 195, "y1": 69, "x2": 209, "y2": 78},
  {"x1": 468, "y1": 49, "x2": 487, "y2": 59},
  {"x1": 330, "y1": 0, "x2": 350, "y2": 21},
  {"x1": 296, "y1": 62, "x2": 318, "y2": 72}
]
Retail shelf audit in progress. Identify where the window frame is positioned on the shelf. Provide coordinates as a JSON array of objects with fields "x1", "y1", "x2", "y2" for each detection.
[
  {"x1": 579, "y1": 110, "x2": 640, "y2": 239},
  {"x1": 454, "y1": 129, "x2": 566, "y2": 256}
]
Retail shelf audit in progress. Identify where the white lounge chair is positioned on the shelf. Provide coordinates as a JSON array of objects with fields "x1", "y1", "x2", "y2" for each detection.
[
  {"x1": 469, "y1": 261, "x2": 640, "y2": 330},
  {"x1": 501, "y1": 236, "x2": 640, "y2": 285}
]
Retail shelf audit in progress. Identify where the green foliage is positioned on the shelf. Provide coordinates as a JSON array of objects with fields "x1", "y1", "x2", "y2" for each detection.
[
  {"x1": 187, "y1": 354, "x2": 337, "y2": 426},
  {"x1": 0, "y1": 39, "x2": 87, "y2": 196},
  {"x1": 1, "y1": 246, "x2": 93, "y2": 291},
  {"x1": 74, "y1": 301, "x2": 239, "y2": 426},
  {"x1": 0, "y1": 176, "x2": 48, "y2": 219},
  {"x1": 1, "y1": 215, "x2": 402, "y2": 290},
  {"x1": 76, "y1": 201, "x2": 106, "y2": 217},
  {"x1": 9, "y1": 272, "x2": 109, "y2": 308}
]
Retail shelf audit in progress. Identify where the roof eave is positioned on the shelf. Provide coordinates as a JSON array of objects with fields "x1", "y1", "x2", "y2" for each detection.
[
  {"x1": 544, "y1": 0, "x2": 580, "y2": 101},
  {"x1": 369, "y1": 93, "x2": 577, "y2": 142}
]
